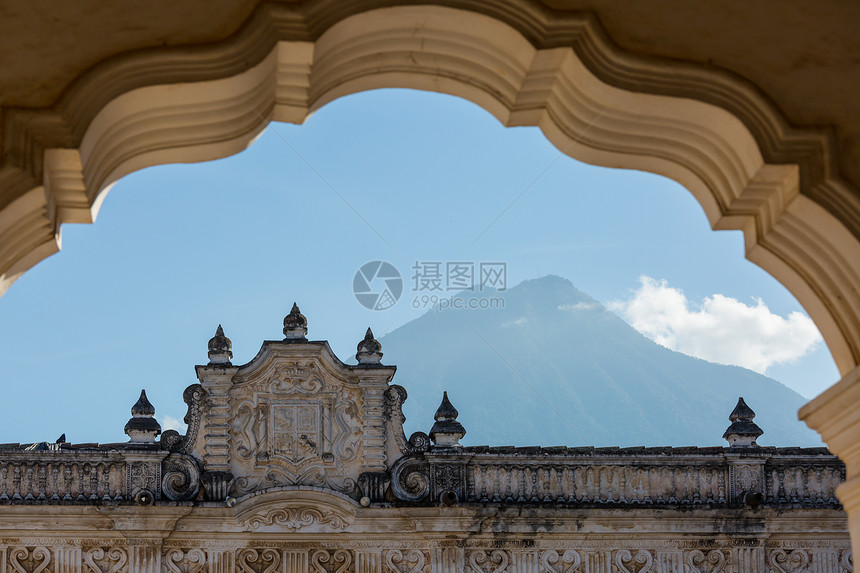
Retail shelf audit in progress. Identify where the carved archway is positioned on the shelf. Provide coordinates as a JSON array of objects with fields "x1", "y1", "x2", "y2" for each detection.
[{"x1": 2, "y1": 2, "x2": 860, "y2": 554}]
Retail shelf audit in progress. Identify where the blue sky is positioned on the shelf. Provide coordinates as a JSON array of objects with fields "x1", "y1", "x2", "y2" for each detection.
[{"x1": 0, "y1": 89, "x2": 838, "y2": 444}]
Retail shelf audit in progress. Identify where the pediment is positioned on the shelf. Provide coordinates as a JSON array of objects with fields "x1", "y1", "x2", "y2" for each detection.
[
  {"x1": 233, "y1": 341, "x2": 357, "y2": 389},
  {"x1": 192, "y1": 339, "x2": 401, "y2": 501}
]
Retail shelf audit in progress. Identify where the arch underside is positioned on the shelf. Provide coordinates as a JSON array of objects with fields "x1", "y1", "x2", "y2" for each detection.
[{"x1": 2, "y1": 4, "x2": 860, "y2": 388}]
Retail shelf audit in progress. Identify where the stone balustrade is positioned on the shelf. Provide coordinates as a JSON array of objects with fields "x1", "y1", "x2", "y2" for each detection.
[
  {"x1": 0, "y1": 444, "x2": 843, "y2": 510},
  {"x1": 765, "y1": 458, "x2": 844, "y2": 505},
  {"x1": 0, "y1": 450, "x2": 125, "y2": 501},
  {"x1": 0, "y1": 446, "x2": 171, "y2": 503},
  {"x1": 390, "y1": 446, "x2": 845, "y2": 508},
  {"x1": 464, "y1": 458, "x2": 730, "y2": 505}
]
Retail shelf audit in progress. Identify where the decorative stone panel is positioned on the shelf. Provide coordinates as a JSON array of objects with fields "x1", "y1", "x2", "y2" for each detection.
[{"x1": 194, "y1": 342, "x2": 395, "y2": 499}]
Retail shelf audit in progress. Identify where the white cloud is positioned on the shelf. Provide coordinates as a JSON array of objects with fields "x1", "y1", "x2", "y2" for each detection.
[
  {"x1": 161, "y1": 415, "x2": 188, "y2": 433},
  {"x1": 608, "y1": 276, "x2": 822, "y2": 374},
  {"x1": 501, "y1": 317, "x2": 528, "y2": 328},
  {"x1": 559, "y1": 302, "x2": 598, "y2": 312}
]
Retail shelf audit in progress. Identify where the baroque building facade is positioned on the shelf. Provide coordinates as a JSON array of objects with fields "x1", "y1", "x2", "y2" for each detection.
[
  {"x1": 0, "y1": 307, "x2": 849, "y2": 573},
  {"x1": 3, "y1": 0, "x2": 860, "y2": 556}
]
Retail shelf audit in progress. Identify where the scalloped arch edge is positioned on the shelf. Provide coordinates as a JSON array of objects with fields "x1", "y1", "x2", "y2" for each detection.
[{"x1": 0, "y1": 5, "x2": 858, "y2": 383}]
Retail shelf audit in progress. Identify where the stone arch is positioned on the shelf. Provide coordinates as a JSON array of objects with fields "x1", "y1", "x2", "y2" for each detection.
[
  {"x1": 4, "y1": 6, "x2": 860, "y2": 518},
  {"x1": 4, "y1": 5, "x2": 858, "y2": 381}
]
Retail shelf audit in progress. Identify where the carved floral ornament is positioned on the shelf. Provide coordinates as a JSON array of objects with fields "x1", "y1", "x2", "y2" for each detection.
[
  {"x1": 7, "y1": 547, "x2": 51, "y2": 573},
  {"x1": 163, "y1": 549, "x2": 206, "y2": 573},
  {"x1": 82, "y1": 548, "x2": 129, "y2": 573},
  {"x1": 244, "y1": 506, "x2": 350, "y2": 532}
]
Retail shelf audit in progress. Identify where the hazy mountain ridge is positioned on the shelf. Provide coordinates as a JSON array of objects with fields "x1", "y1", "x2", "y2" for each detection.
[{"x1": 380, "y1": 275, "x2": 822, "y2": 447}]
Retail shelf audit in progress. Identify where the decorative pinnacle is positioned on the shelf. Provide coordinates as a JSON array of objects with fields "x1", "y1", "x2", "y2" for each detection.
[
  {"x1": 131, "y1": 389, "x2": 155, "y2": 417},
  {"x1": 356, "y1": 327, "x2": 383, "y2": 364},
  {"x1": 283, "y1": 302, "x2": 308, "y2": 340},
  {"x1": 125, "y1": 389, "x2": 161, "y2": 444},
  {"x1": 429, "y1": 391, "x2": 466, "y2": 448},
  {"x1": 435, "y1": 391, "x2": 459, "y2": 421},
  {"x1": 723, "y1": 397, "x2": 763, "y2": 447},
  {"x1": 208, "y1": 324, "x2": 233, "y2": 365}
]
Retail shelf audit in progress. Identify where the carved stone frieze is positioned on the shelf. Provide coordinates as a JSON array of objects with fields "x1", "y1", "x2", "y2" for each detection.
[{"x1": 0, "y1": 543, "x2": 848, "y2": 573}]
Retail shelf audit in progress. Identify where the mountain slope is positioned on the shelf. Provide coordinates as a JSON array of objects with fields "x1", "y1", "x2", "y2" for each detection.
[{"x1": 381, "y1": 276, "x2": 822, "y2": 447}]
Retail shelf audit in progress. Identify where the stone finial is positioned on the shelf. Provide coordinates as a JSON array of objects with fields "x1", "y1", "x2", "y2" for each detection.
[
  {"x1": 283, "y1": 302, "x2": 308, "y2": 340},
  {"x1": 429, "y1": 391, "x2": 466, "y2": 447},
  {"x1": 356, "y1": 327, "x2": 383, "y2": 364},
  {"x1": 723, "y1": 397, "x2": 763, "y2": 447},
  {"x1": 208, "y1": 324, "x2": 233, "y2": 365},
  {"x1": 124, "y1": 389, "x2": 162, "y2": 444}
]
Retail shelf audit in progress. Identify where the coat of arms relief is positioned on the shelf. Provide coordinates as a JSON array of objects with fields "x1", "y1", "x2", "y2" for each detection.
[{"x1": 228, "y1": 360, "x2": 363, "y2": 496}]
